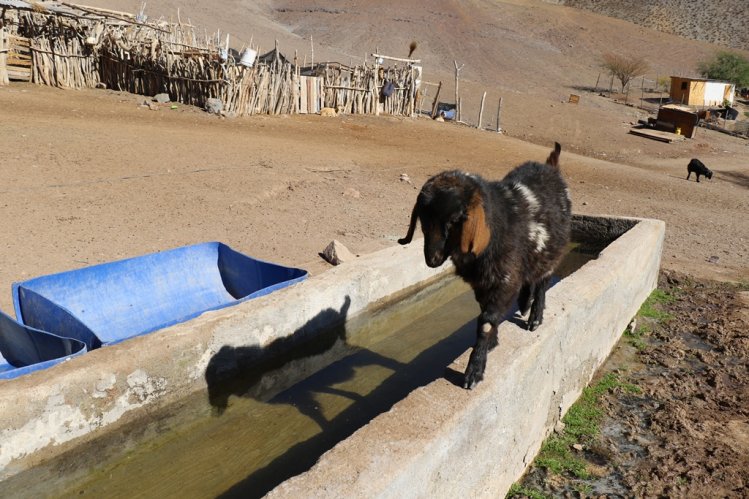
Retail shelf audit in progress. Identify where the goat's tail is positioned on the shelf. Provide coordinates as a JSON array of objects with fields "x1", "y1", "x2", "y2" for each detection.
[
  {"x1": 398, "y1": 202, "x2": 419, "y2": 245},
  {"x1": 546, "y1": 142, "x2": 562, "y2": 168}
]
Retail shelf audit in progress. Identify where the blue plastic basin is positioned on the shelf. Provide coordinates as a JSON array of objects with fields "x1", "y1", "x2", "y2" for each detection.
[{"x1": 0, "y1": 242, "x2": 307, "y2": 379}]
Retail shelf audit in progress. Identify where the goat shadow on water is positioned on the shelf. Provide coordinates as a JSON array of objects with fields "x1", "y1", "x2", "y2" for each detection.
[{"x1": 204, "y1": 294, "x2": 477, "y2": 498}]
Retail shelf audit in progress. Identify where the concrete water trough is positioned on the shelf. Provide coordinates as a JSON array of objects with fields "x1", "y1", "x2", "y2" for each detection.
[{"x1": 0, "y1": 214, "x2": 664, "y2": 497}]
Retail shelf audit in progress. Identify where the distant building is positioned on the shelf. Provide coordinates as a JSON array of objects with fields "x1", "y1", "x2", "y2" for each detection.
[{"x1": 669, "y1": 76, "x2": 735, "y2": 107}]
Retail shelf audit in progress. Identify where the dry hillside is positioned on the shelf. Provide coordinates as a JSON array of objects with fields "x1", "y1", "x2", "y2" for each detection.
[
  {"x1": 562, "y1": 0, "x2": 749, "y2": 52},
  {"x1": 83, "y1": 0, "x2": 749, "y2": 157}
]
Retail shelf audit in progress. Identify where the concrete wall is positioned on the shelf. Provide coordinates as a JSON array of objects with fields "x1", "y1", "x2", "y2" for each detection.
[
  {"x1": 267, "y1": 216, "x2": 665, "y2": 498},
  {"x1": 0, "y1": 240, "x2": 450, "y2": 478}
]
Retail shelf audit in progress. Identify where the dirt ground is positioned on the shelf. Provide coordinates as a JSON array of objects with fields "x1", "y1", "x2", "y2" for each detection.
[
  {"x1": 516, "y1": 271, "x2": 749, "y2": 498},
  {"x1": 1, "y1": 83, "x2": 748, "y2": 314}
]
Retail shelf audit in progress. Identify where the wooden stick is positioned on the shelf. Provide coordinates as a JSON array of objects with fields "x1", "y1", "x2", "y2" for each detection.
[
  {"x1": 496, "y1": 96, "x2": 503, "y2": 132},
  {"x1": 477, "y1": 91, "x2": 486, "y2": 129},
  {"x1": 454, "y1": 60, "x2": 464, "y2": 121},
  {"x1": 430, "y1": 81, "x2": 442, "y2": 118}
]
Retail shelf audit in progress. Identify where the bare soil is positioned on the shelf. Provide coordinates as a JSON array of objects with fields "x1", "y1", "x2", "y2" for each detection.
[{"x1": 516, "y1": 271, "x2": 749, "y2": 498}]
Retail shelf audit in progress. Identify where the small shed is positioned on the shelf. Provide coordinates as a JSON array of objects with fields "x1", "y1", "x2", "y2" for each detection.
[
  {"x1": 669, "y1": 76, "x2": 735, "y2": 107},
  {"x1": 656, "y1": 104, "x2": 700, "y2": 138}
]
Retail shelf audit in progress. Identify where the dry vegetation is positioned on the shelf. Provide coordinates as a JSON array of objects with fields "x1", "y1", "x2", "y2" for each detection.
[{"x1": 563, "y1": 0, "x2": 749, "y2": 52}]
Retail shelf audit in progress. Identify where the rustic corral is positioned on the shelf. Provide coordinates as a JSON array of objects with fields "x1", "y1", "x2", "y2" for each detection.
[{"x1": 0, "y1": 1, "x2": 421, "y2": 117}]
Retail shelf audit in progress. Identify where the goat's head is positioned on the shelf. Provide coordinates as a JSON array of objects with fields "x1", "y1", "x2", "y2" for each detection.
[{"x1": 398, "y1": 171, "x2": 491, "y2": 268}]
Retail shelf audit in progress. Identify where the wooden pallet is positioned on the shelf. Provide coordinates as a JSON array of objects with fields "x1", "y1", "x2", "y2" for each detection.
[
  {"x1": 629, "y1": 127, "x2": 686, "y2": 143},
  {"x1": 7, "y1": 35, "x2": 32, "y2": 82}
]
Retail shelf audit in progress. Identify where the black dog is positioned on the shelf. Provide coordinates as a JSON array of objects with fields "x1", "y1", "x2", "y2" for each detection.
[
  {"x1": 399, "y1": 143, "x2": 571, "y2": 389},
  {"x1": 687, "y1": 158, "x2": 713, "y2": 182}
]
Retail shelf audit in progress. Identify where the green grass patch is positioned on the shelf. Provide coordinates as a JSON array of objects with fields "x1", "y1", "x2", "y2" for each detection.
[
  {"x1": 624, "y1": 325, "x2": 648, "y2": 351},
  {"x1": 506, "y1": 483, "x2": 549, "y2": 499},
  {"x1": 637, "y1": 288, "x2": 674, "y2": 321},
  {"x1": 532, "y1": 373, "x2": 637, "y2": 480}
]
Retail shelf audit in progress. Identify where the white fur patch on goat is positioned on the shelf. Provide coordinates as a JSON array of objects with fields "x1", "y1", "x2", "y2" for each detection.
[
  {"x1": 528, "y1": 222, "x2": 549, "y2": 252},
  {"x1": 482, "y1": 323, "x2": 493, "y2": 333},
  {"x1": 513, "y1": 182, "x2": 540, "y2": 213}
]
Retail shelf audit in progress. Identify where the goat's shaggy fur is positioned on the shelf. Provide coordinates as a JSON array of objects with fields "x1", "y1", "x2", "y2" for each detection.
[
  {"x1": 687, "y1": 158, "x2": 713, "y2": 182},
  {"x1": 399, "y1": 143, "x2": 571, "y2": 389}
]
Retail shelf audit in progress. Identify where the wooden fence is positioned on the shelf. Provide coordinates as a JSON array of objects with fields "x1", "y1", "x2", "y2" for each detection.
[{"x1": 0, "y1": 3, "x2": 420, "y2": 117}]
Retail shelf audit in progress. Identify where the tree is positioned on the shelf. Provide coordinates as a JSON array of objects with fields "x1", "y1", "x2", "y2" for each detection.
[
  {"x1": 601, "y1": 53, "x2": 649, "y2": 93},
  {"x1": 698, "y1": 51, "x2": 749, "y2": 88}
]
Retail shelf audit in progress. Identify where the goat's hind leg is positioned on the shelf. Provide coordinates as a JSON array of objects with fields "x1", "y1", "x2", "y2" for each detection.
[
  {"x1": 518, "y1": 282, "x2": 535, "y2": 316},
  {"x1": 527, "y1": 275, "x2": 551, "y2": 331}
]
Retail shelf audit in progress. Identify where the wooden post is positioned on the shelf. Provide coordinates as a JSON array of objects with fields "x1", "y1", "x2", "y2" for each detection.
[
  {"x1": 640, "y1": 75, "x2": 645, "y2": 109},
  {"x1": 454, "y1": 60, "x2": 464, "y2": 121},
  {"x1": 477, "y1": 91, "x2": 486, "y2": 129},
  {"x1": 496, "y1": 96, "x2": 503, "y2": 133},
  {"x1": 374, "y1": 55, "x2": 380, "y2": 116},
  {"x1": 310, "y1": 36, "x2": 314, "y2": 67},
  {"x1": 608, "y1": 74, "x2": 614, "y2": 97},
  {"x1": 593, "y1": 72, "x2": 600, "y2": 93},
  {"x1": 431, "y1": 80, "x2": 442, "y2": 118}
]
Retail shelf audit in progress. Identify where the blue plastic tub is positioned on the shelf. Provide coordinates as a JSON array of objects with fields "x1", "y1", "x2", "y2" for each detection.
[{"x1": 0, "y1": 242, "x2": 307, "y2": 379}]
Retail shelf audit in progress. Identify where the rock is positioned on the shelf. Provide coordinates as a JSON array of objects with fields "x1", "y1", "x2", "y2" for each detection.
[
  {"x1": 572, "y1": 443, "x2": 584, "y2": 451},
  {"x1": 399, "y1": 173, "x2": 412, "y2": 184},
  {"x1": 343, "y1": 187, "x2": 361, "y2": 199},
  {"x1": 554, "y1": 420, "x2": 566, "y2": 434},
  {"x1": 205, "y1": 98, "x2": 223, "y2": 114},
  {"x1": 707, "y1": 255, "x2": 719, "y2": 264},
  {"x1": 321, "y1": 240, "x2": 355, "y2": 266},
  {"x1": 153, "y1": 93, "x2": 170, "y2": 103}
]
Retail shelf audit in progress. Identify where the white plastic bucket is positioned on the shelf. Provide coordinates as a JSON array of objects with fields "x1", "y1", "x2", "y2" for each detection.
[{"x1": 240, "y1": 49, "x2": 257, "y2": 67}]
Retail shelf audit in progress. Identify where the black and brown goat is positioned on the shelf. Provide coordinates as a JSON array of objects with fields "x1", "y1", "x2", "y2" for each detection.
[{"x1": 399, "y1": 143, "x2": 571, "y2": 389}]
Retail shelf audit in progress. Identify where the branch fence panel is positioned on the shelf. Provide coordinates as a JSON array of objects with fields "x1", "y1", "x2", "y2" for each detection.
[{"x1": 1, "y1": 3, "x2": 419, "y2": 117}]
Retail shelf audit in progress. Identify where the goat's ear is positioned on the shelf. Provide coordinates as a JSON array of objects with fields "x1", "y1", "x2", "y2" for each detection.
[
  {"x1": 546, "y1": 142, "x2": 562, "y2": 167},
  {"x1": 460, "y1": 192, "x2": 491, "y2": 256},
  {"x1": 398, "y1": 201, "x2": 419, "y2": 245}
]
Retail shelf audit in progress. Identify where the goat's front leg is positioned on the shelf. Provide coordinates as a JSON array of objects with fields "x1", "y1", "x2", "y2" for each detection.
[
  {"x1": 527, "y1": 275, "x2": 551, "y2": 331},
  {"x1": 463, "y1": 294, "x2": 513, "y2": 390}
]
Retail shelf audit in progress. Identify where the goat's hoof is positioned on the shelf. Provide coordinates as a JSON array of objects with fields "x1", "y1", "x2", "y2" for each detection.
[
  {"x1": 463, "y1": 367, "x2": 484, "y2": 390},
  {"x1": 527, "y1": 319, "x2": 541, "y2": 331}
]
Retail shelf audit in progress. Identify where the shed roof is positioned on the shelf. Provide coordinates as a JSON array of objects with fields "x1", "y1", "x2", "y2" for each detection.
[{"x1": 670, "y1": 76, "x2": 733, "y2": 85}]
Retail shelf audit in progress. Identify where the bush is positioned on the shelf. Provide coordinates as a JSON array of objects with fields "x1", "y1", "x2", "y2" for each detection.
[
  {"x1": 601, "y1": 53, "x2": 649, "y2": 92},
  {"x1": 698, "y1": 51, "x2": 749, "y2": 88}
]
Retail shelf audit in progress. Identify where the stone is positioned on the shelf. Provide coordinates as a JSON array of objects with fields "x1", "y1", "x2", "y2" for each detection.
[
  {"x1": 553, "y1": 420, "x2": 566, "y2": 434},
  {"x1": 153, "y1": 93, "x2": 170, "y2": 103},
  {"x1": 321, "y1": 240, "x2": 355, "y2": 266},
  {"x1": 343, "y1": 188, "x2": 361, "y2": 199},
  {"x1": 205, "y1": 98, "x2": 223, "y2": 114}
]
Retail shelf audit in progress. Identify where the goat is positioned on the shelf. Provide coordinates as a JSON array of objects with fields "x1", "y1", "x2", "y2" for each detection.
[
  {"x1": 399, "y1": 143, "x2": 571, "y2": 389},
  {"x1": 687, "y1": 158, "x2": 713, "y2": 182}
]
